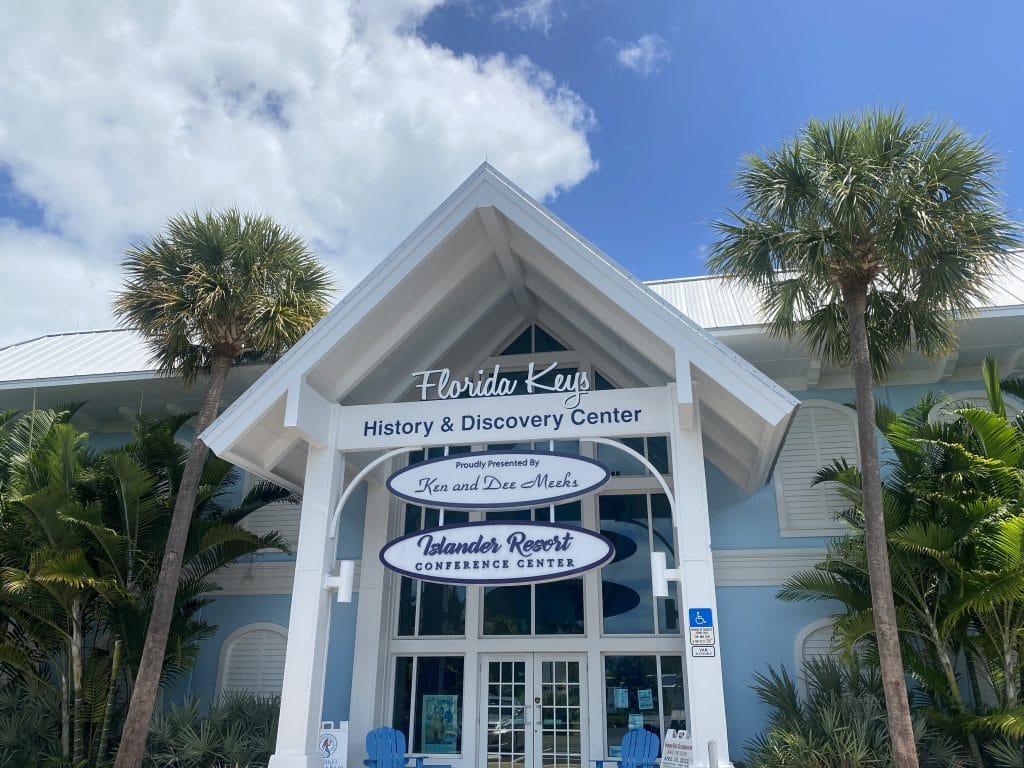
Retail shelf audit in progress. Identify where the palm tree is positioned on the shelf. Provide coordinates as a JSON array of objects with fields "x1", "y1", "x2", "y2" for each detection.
[
  {"x1": 707, "y1": 109, "x2": 1018, "y2": 768},
  {"x1": 111, "y1": 210, "x2": 333, "y2": 768}
]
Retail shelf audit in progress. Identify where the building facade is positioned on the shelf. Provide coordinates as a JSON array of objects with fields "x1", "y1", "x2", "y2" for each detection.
[{"x1": 2, "y1": 165, "x2": 1023, "y2": 768}]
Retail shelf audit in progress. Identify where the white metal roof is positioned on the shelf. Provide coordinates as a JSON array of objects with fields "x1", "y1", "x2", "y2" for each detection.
[
  {"x1": 648, "y1": 262, "x2": 1024, "y2": 330},
  {"x1": 0, "y1": 329, "x2": 158, "y2": 387},
  {"x1": 3, "y1": 264, "x2": 1023, "y2": 387}
]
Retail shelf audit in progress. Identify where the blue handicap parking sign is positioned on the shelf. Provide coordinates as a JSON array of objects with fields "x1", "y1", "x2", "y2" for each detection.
[{"x1": 688, "y1": 608, "x2": 713, "y2": 627}]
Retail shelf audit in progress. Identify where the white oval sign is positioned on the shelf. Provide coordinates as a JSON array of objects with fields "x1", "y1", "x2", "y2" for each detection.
[
  {"x1": 387, "y1": 450, "x2": 610, "y2": 509},
  {"x1": 380, "y1": 521, "x2": 615, "y2": 584}
]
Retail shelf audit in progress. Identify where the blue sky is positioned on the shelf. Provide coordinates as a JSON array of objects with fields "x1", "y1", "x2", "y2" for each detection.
[
  {"x1": 422, "y1": 0, "x2": 1024, "y2": 280},
  {"x1": 0, "y1": 1, "x2": 1021, "y2": 344}
]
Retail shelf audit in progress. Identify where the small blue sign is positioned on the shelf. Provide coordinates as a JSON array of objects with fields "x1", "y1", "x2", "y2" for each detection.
[{"x1": 688, "y1": 608, "x2": 713, "y2": 627}]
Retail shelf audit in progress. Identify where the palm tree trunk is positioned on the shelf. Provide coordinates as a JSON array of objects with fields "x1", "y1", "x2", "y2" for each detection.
[
  {"x1": 96, "y1": 638, "x2": 122, "y2": 764},
  {"x1": 113, "y1": 352, "x2": 234, "y2": 768},
  {"x1": 842, "y1": 286, "x2": 921, "y2": 768},
  {"x1": 71, "y1": 596, "x2": 85, "y2": 766},
  {"x1": 60, "y1": 666, "x2": 70, "y2": 761}
]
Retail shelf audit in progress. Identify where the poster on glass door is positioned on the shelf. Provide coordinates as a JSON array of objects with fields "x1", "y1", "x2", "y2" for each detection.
[{"x1": 421, "y1": 695, "x2": 458, "y2": 753}]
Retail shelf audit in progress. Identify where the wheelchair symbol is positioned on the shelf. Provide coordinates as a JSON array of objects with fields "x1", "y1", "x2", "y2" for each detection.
[{"x1": 688, "y1": 608, "x2": 713, "y2": 627}]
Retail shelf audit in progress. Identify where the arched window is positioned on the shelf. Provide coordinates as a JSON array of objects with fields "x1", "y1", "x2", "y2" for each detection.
[
  {"x1": 774, "y1": 401, "x2": 858, "y2": 537},
  {"x1": 794, "y1": 618, "x2": 840, "y2": 697},
  {"x1": 927, "y1": 390, "x2": 1023, "y2": 425},
  {"x1": 217, "y1": 623, "x2": 288, "y2": 696}
]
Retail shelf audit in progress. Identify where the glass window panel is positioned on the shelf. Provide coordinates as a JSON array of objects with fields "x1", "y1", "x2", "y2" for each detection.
[
  {"x1": 391, "y1": 657, "x2": 414, "y2": 743},
  {"x1": 418, "y1": 583, "x2": 465, "y2": 635},
  {"x1": 600, "y1": 495, "x2": 654, "y2": 634},
  {"x1": 647, "y1": 437, "x2": 670, "y2": 474},
  {"x1": 397, "y1": 576, "x2": 418, "y2": 636},
  {"x1": 650, "y1": 494, "x2": 679, "y2": 634},
  {"x1": 603, "y1": 656, "x2": 660, "y2": 756},
  {"x1": 408, "y1": 450, "x2": 425, "y2": 466},
  {"x1": 533, "y1": 501, "x2": 581, "y2": 524},
  {"x1": 534, "y1": 326, "x2": 567, "y2": 352},
  {"x1": 487, "y1": 509, "x2": 532, "y2": 522},
  {"x1": 404, "y1": 505, "x2": 422, "y2": 534},
  {"x1": 412, "y1": 656, "x2": 464, "y2": 754},
  {"x1": 483, "y1": 585, "x2": 531, "y2": 634},
  {"x1": 594, "y1": 371, "x2": 615, "y2": 391},
  {"x1": 536, "y1": 578, "x2": 584, "y2": 634},
  {"x1": 488, "y1": 442, "x2": 534, "y2": 451},
  {"x1": 660, "y1": 656, "x2": 686, "y2": 732},
  {"x1": 597, "y1": 439, "x2": 647, "y2": 477},
  {"x1": 501, "y1": 327, "x2": 532, "y2": 355}
]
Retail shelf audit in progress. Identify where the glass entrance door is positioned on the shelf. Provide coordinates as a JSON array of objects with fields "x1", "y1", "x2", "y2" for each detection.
[{"x1": 482, "y1": 655, "x2": 586, "y2": 768}]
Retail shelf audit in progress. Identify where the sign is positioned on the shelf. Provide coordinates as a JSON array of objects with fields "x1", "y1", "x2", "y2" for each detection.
[
  {"x1": 412, "y1": 363, "x2": 590, "y2": 408},
  {"x1": 688, "y1": 608, "x2": 713, "y2": 627},
  {"x1": 387, "y1": 450, "x2": 609, "y2": 509},
  {"x1": 379, "y1": 520, "x2": 615, "y2": 585},
  {"x1": 662, "y1": 729, "x2": 692, "y2": 768},
  {"x1": 320, "y1": 721, "x2": 348, "y2": 768},
  {"x1": 689, "y1": 627, "x2": 715, "y2": 646},
  {"x1": 336, "y1": 386, "x2": 668, "y2": 450},
  {"x1": 613, "y1": 688, "x2": 628, "y2": 708},
  {"x1": 691, "y1": 646, "x2": 715, "y2": 658},
  {"x1": 637, "y1": 689, "x2": 654, "y2": 710},
  {"x1": 421, "y1": 694, "x2": 458, "y2": 753}
]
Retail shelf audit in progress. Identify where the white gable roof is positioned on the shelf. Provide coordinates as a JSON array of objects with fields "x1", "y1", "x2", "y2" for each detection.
[{"x1": 202, "y1": 163, "x2": 799, "y2": 492}]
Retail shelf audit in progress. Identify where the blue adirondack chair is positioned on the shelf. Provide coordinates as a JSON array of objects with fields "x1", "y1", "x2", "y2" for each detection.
[
  {"x1": 363, "y1": 726, "x2": 453, "y2": 768},
  {"x1": 592, "y1": 728, "x2": 660, "y2": 768}
]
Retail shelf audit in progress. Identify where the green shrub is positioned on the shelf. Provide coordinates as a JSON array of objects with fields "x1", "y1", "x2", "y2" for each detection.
[
  {"x1": 741, "y1": 657, "x2": 968, "y2": 768},
  {"x1": 144, "y1": 692, "x2": 280, "y2": 768}
]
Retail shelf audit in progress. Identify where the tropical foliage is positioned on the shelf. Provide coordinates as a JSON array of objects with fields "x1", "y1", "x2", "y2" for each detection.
[
  {"x1": 771, "y1": 359, "x2": 1024, "y2": 766},
  {"x1": 0, "y1": 407, "x2": 289, "y2": 767},
  {"x1": 112, "y1": 209, "x2": 333, "y2": 768},
  {"x1": 144, "y1": 692, "x2": 280, "y2": 768},
  {"x1": 709, "y1": 107, "x2": 1019, "y2": 768},
  {"x1": 743, "y1": 657, "x2": 967, "y2": 768}
]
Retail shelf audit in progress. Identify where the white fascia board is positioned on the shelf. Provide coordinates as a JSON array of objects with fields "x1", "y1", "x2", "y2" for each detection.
[
  {"x1": 202, "y1": 166, "x2": 501, "y2": 455},
  {"x1": 0, "y1": 370, "x2": 161, "y2": 389},
  {"x1": 478, "y1": 168, "x2": 799, "y2": 428}
]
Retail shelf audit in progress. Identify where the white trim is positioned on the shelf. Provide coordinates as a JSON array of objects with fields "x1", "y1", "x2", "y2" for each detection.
[
  {"x1": 712, "y1": 548, "x2": 826, "y2": 587},
  {"x1": 774, "y1": 400, "x2": 857, "y2": 538},
  {"x1": 214, "y1": 560, "x2": 361, "y2": 595},
  {"x1": 216, "y1": 622, "x2": 289, "y2": 697}
]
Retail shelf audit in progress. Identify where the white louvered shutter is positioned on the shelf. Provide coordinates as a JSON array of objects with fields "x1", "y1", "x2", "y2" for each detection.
[
  {"x1": 775, "y1": 404, "x2": 857, "y2": 535},
  {"x1": 801, "y1": 622, "x2": 838, "y2": 666},
  {"x1": 241, "y1": 500, "x2": 301, "y2": 549},
  {"x1": 222, "y1": 628, "x2": 288, "y2": 695}
]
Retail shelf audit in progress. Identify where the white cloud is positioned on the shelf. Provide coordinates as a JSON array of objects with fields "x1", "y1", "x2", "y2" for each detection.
[
  {"x1": 494, "y1": 0, "x2": 559, "y2": 34},
  {"x1": 613, "y1": 34, "x2": 670, "y2": 77},
  {"x1": 0, "y1": 1, "x2": 595, "y2": 347}
]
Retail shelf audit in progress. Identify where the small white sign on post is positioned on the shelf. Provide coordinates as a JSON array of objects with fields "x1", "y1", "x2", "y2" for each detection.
[
  {"x1": 689, "y1": 627, "x2": 715, "y2": 646},
  {"x1": 662, "y1": 729, "x2": 692, "y2": 768},
  {"x1": 320, "y1": 721, "x2": 348, "y2": 768}
]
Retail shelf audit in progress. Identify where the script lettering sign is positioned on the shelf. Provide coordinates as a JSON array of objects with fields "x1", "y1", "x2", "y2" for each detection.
[
  {"x1": 387, "y1": 450, "x2": 609, "y2": 509},
  {"x1": 379, "y1": 520, "x2": 615, "y2": 585}
]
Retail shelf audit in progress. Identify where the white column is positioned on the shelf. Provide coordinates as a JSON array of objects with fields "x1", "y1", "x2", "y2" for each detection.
[
  {"x1": 346, "y1": 481, "x2": 392, "y2": 768},
  {"x1": 667, "y1": 384, "x2": 732, "y2": 768},
  {"x1": 268, "y1": 442, "x2": 345, "y2": 768}
]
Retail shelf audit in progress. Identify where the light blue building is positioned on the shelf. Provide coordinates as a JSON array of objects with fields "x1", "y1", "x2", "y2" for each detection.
[{"x1": 2, "y1": 165, "x2": 1022, "y2": 768}]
